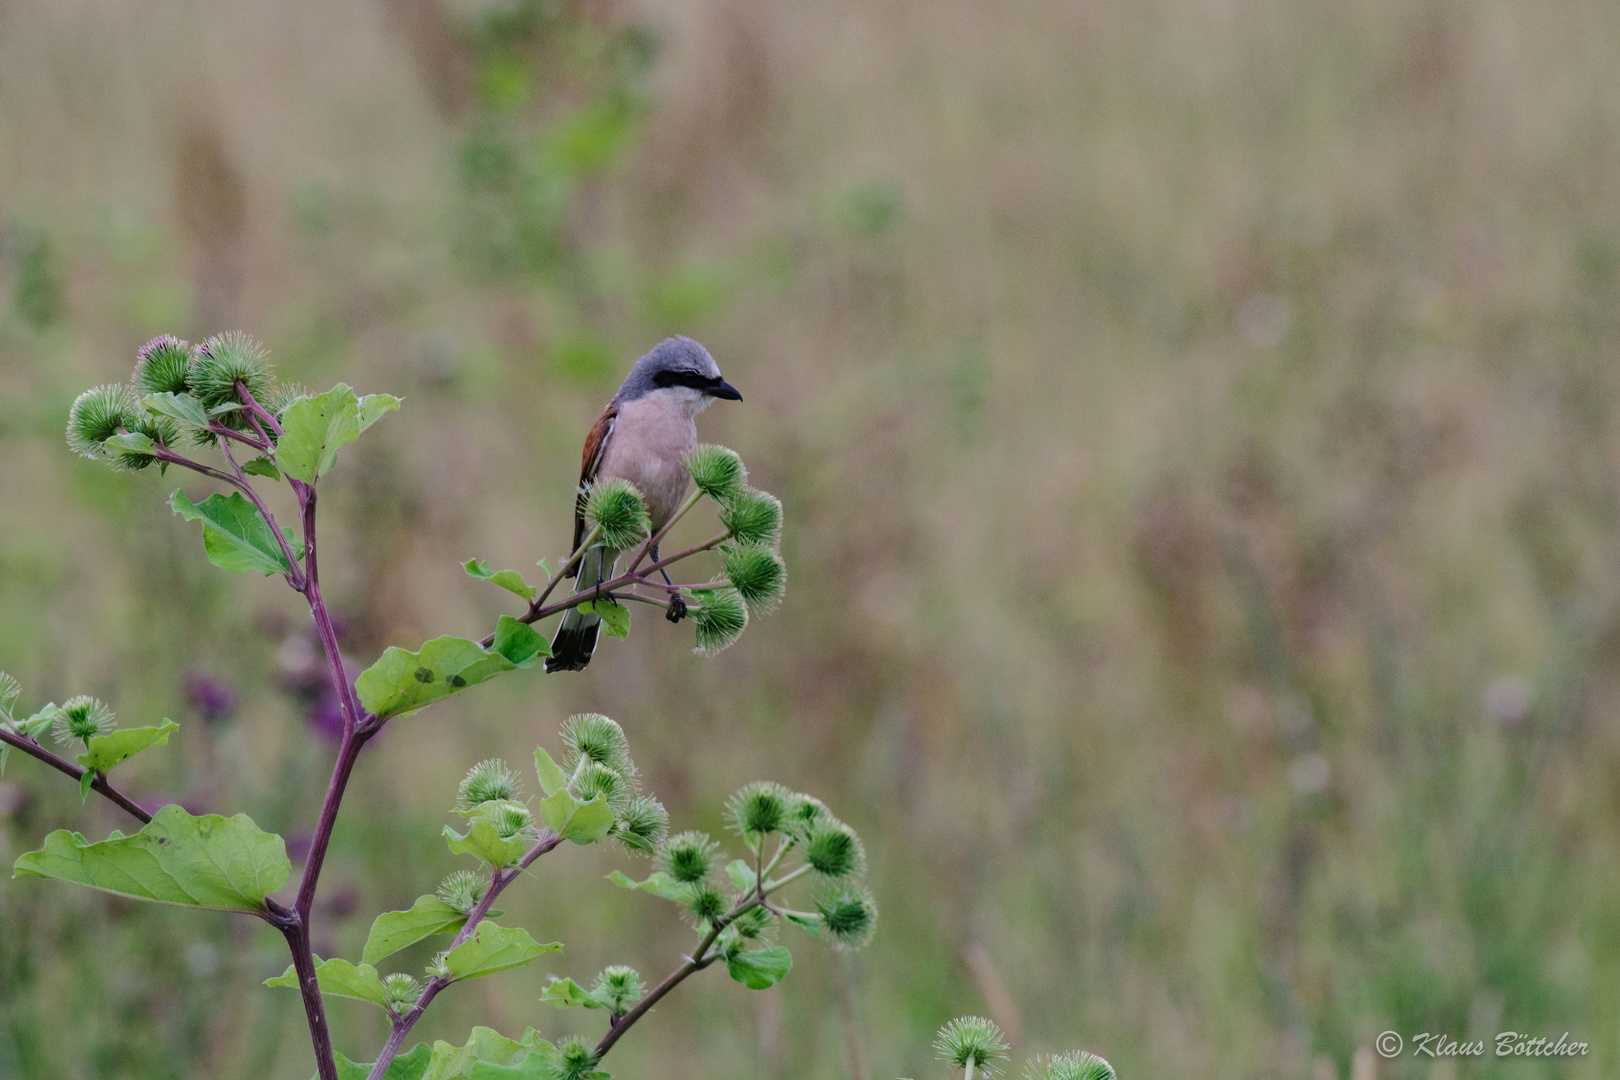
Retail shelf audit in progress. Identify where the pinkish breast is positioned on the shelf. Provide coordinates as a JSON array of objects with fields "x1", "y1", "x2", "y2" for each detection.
[{"x1": 597, "y1": 393, "x2": 698, "y2": 532}]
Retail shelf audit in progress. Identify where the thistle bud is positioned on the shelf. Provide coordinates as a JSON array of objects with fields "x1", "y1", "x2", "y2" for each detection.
[
  {"x1": 720, "y1": 488, "x2": 783, "y2": 547},
  {"x1": 615, "y1": 794, "x2": 669, "y2": 853},
  {"x1": 684, "y1": 443, "x2": 746, "y2": 502},
  {"x1": 725, "y1": 781, "x2": 791, "y2": 838},
  {"x1": 457, "y1": 758, "x2": 524, "y2": 811},
  {"x1": 591, "y1": 965, "x2": 643, "y2": 1014},
  {"x1": 934, "y1": 1017, "x2": 1010, "y2": 1077},
  {"x1": 569, "y1": 759, "x2": 628, "y2": 812},
  {"x1": 1024, "y1": 1052, "x2": 1116, "y2": 1080},
  {"x1": 66, "y1": 384, "x2": 139, "y2": 459},
  {"x1": 815, "y1": 885, "x2": 877, "y2": 949},
  {"x1": 658, "y1": 830, "x2": 719, "y2": 885},
  {"x1": 729, "y1": 905, "x2": 775, "y2": 942},
  {"x1": 585, "y1": 477, "x2": 651, "y2": 550},
  {"x1": 426, "y1": 951, "x2": 452, "y2": 979},
  {"x1": 436, "y1": 869, "x2": 486, "y2": 914},
  {"x1": 782, "y1": 792, "x2": 833, "y2": 840},
  {"x1": 134, "y1": 336, "x2": 195, "y2": 396},
  {"x1": 723, "y1": 541, "x2": 787, "y2": 611},
  {"x1": 266, "y1": 382, "x2": 309, "y2": 419},
  {"x1": 683, "y1": 883, "x2": 726, "y2": 926},
  {"x1": 382, "y1": 973, "x2": 423, "y2": 1011},
  {"x1": 556, "y1": 1035, "x2": 600, "y2": 1080},
  {"x1": 560, "y1": 712, "x2": 634, "y2": 776},
  {"x1": 189, "y1": 331, "x2": 273, "y2": 412},
  {"x1": 692, "y1": 587, "x2": 748, "y2": 656},
  {"x1": 803, "y1": 820, "x2": 864, "y2": 879},
  {"x1": 51, "y1": 695, "x2": 115, "y2": 746},
  {"x1": 0, "y1": 671, "x2": 20, "y2": 722},
  {"x1": 478, "y1": 800, "x2": 534, "y2": 839}
]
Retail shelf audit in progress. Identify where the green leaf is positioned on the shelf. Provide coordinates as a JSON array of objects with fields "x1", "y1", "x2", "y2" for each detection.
[
  {"x1": 77, "y1": 719, "x2": 179, "y2": 775},
  {"x1": 782, "y1": 910, "x2": 823, "y2": 936},
  {"x1": 356, "y1": 636, "x2": 525, "y2": 720},
  {"x1": 266, "y1": 956, "x2": 390, "y2": 1009},
  {"x1": 358, "y1": 393, "x2": 402, "y2": 433},
  {"x1": 535, "y1": 558, "x2": 551, "y2": 577},
  {"x1": 725, "y1": 945, "x2": 792, "y2": 990},
  {"x1": 533, "y1": 748, "x2": 567, "y2": 798},
  {"x1": 363, "y1": 895, "x2": 468, "y2": 965},
  {"x1": 463, "y1": 559, "x2": 538, "y2": 602},
  {"x1": 79, "y1": 770, "x2": 94, "y2": 803},
  {"x1": 491, "y1": 616, "x2": 549, "y2": 667},
  {"x1": 172, "y1": 489, "x2": 302, "y2": 576},
  {"x1": 443, "y1": 923, "x2": 561, "y2": 982},
  {"x1": 538, "y1": 789, "x2": 579, "y2": 834},
  {"x1": 18, "y1": 705, "x2": 56, "y2": 739},
  {"x1": 559, "y1": 796, "x2": 614, "y2": 845},
  {"x1": 13, "y1": 804, "x2": 288, "y2": 912},
  {"x1": 606, "y1": 869, "x2": 690, "y2": 903},
  {"x1": 242, "y1": 456, "x2": 281, "y2": 480},
  {"x1": 466, "y1": 1053, "x2": 565, "y2": 1080},
  {"x1": 329, "y1": 1043, "x2": 433, "y2": 1080},
  {"x1": 422, "y1": 1028, "x2": 554, "y2": 1080},
  {"x1": 104, "y1": 432, "x2": 155, "y2": 455},
  {"x1": 143, "y1": 391, "x2": 211, "y2": 428},
  {"x1": 539, "y1": 975, "x2": 603, "y2": 1009},
  {"x1": 276, "y1": 384, "x2": 360, "y2": 482},
  {"x1": 579, "y1": 599, "x2": 630, "y2": 640},
  {"x1": 444, "y1": 819, "x2": 529, "y2": 868},
  {"x1": 726, "y1": 859, "x2": 758, "y2": 893}
]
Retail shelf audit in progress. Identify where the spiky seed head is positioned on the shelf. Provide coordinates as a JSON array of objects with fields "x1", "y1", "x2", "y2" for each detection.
[
  {"x1": 816, "y1": 885, "x2": 877, "y2": 949},
  {"x1": 723, "y1": 541, "x2": 787, "y2": 611},
  {"x1": 0, "y1": 671, "x2": 20, "y2": 720},
  {"x1": 585, "y1": 477, "x2": 651, "y2": 550},
  {"x1": 591, "y1": 965, "x2": 644, "y2": 1014},
  {"x1": 66, "y1": 384, "x2": 139, "y2": 459},
  {"x1": 458, "y1": 758, "x2": 524, "y2": 811},
  {"x1": 426, "y1": 951, "x2": 452, "y2": 979},
  {"x1": 725, "y1": 781, "x2": 791, "y2": 838},
  {"x1": 729, "y1": 905, "x2": 775, "y2": 942},
  {"x1": 935, "y1": 1017, "x2": 1010, "y2": 1076},
  {"x1": 560, "y1": 713, "x2": 634, "y2": 776},
  {"x1": 720, "y1": 487, "x2": 783, "y2": 548},
  {"x1": 782, "y1": 792, "x2": 833, "y2": 841},
  {"x1": 382, "y1": 973, "x2": 424, "y2": 1011},
  {"x1": 570, "y1": 759, "x2": 629, "y2": 813},
  {"x1": 478, "y1": 800, "x2": 533, "y2": 838},
  {"x1": 189, "y1": 331, "x2": 273, "y2": 412},
  {"x1": 684, "y1": 883, "x2": 727, "y2": 926},
  {"x1": 437, "y1": 869, "x2": 486, "y2": 914},
  {"x1": 266, "y1": 382, "x2": 308, "y2": 418},
  {"x1": 556, "y1": 1035, "x2": 600, "y2": 1080},
  {"x1": 684, "y1": 443, "x2": 747, "y2": 502},
  {"x1": 113, "y1": 411, "x2": 181, "y2": 472},
  {"x1": 804, "y1": 821, "x2": 865, "y2": 879},
  {"x1": 51, "y1": 695, "x2": 115, "y2": 746},
  {"x1": 1024, "y1": 1052, "x2": 1116, "y2": 1080},
  {"x1": 692, "y1": 587, "x2": 748, "y2": 656},
  {"x1": 659, "y1": 830, "x2": 718, "y2": 885},
  {"x1": 134, "y1": 335, "x2": 195, "y2": 395},
  {"x1": 615, "y1": 794, "x2": 669, "y2": 853}
]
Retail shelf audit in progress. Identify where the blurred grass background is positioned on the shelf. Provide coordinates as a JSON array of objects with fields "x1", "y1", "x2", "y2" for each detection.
[{"x1": 1, "y1": 0, "x2": 1619, "y2": 1077}]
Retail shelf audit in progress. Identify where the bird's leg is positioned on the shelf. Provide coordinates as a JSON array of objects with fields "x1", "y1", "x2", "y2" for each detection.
[
  {"x1": 665, "y1": 594, "x2": 687, "y2": 623},
  {"x1": 650, "y1": 542, "x2": 677, "y2": 588}
]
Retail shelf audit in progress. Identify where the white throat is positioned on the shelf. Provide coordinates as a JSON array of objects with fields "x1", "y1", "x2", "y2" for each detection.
[{"x1": 642, "y1": 385, "x2": 714, "y2": 418}]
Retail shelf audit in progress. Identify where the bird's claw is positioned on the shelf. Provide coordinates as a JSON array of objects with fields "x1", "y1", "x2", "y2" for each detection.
[{"x1": 665, "y1": 594, "x2": 688, "y2": 623}]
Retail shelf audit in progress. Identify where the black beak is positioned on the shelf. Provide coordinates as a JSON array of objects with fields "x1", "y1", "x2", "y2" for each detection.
[{"x1": 708, "y1": 379, "x2": 743, "y2": 401}]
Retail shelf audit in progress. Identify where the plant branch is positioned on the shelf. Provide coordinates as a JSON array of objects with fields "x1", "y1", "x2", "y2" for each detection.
[
  {"x1": 627, "y1": 489, "x2": 702, "y2": 574},
  {"x1": 236, "y1": 381, "x2": 285, "y2": 439},
  {"x1": 0, "y1": 727, "x2": 152, "y2": 825},
  {"x1": 216, "y1": 437, "x2": 306, "y2": 591},
  {"x1": 366, "y1": 834, "x2": 562, "y2": 1080}
]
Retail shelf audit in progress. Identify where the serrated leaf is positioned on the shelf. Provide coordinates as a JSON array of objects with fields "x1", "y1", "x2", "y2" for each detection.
[
  {"x1": 539, "y1": 975, "x2": 603, "y2": 1009},
  {"x1": 443, "y1": 923, "x2": 561, "y2": 982},
  {"x1": 356, "y1": 636, "x2": 523, "y2": 720},
  {"x1": 358, "y1": 393, "x2": 402, "y2": 433},
  {"x1": 559, "y1": 796, "x2": 614, "y2": 845},
  {"x1": 725, "y1": 945, "x2": 792, "y2": 990},
  {"x1": 242, "y1": 456, "x2": 281, "y2": 480},
  {"x1": 362, "y1": 895, "x2": 468, "y2": 965},
  {"x1": 533, "y1": 748, "x2": 567, "y2": 798},
  {"x1": 266, "y1": 956, "x2": 390, "y2": 1009},
  {"x1": 444, "y1": 819, "x2": 529, "y2": 868},
  {"x1": 579, "y1": 599, "x2": 630, "y2": 640},
  {"x1": 13, "y1": 804, "x2": 288, "y2": 912},
  {"x1": 606, "y1": 869, "x2": 690, "y2": 902},
  {"x1": 104, "y1": 432, "x2": 155, "y2": 455},
  {"x1": 491, "y1": 616, "x2": 549, "y2": 667},
  {"x1": 143, "y1": 392, "x2": 211, "y2": 428},
  {"x1": 172, "y1": 489, "x2": 302, "y2": 576},
  {"x1": 726, "y1": 859, "x2": 758, "y2": 893},
  {"x1": 463, "y1": 559, "x2": 538, "y2": 602},
  {"x1": 327, "y1": 1043, "x2": 434, "y2": 1080},
  {"x1": 276, "y1": 384, "x2": 360, "y2": 482},
  {"x1": 77, "y1": 719, "x2": 179, "y2": 775}
]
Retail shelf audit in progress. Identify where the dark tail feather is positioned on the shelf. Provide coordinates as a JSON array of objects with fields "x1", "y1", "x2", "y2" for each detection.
[{"x1": 544, "y1": 546, "x2": 616, "y2": 672}]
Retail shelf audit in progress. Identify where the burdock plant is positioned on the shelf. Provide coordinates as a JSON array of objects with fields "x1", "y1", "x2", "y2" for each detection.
[{"x1": 0, "y1": 331, "x2": 1114, "y2": 1079}]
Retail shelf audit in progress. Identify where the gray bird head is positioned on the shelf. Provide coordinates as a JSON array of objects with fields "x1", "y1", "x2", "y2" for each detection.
[{"x1": 614, "y1": 336, "x2": 742, "y2": 407}]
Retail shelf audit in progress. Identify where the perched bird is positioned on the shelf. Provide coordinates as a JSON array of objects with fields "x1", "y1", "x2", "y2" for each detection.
[{"x1": 546, "y1": 336, "x2": 743, "y2": 672}]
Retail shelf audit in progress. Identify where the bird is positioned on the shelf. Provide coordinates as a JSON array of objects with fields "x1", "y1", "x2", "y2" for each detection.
[{"x1": 545, "y1": 336, "x2": 743, "y2": 672}]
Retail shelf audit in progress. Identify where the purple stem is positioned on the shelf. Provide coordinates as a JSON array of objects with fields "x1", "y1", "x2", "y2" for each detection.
[
  {"x1": 365, "y1": 834, "x2": 562, "y2": 1080},
  {"x1": 0, "y1": 727, "x2": 152, "y2": 824}
]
